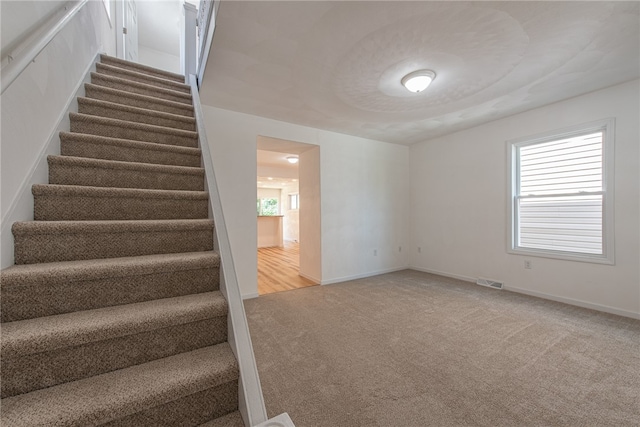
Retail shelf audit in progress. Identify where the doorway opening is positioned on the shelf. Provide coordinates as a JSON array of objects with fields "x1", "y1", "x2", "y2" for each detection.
[
  {"x1": 115, "y1": 0, "x2": 201, "y2": 73},
  {"x1": 256, "y1": 136, "x2": 321, "y2": 295}
]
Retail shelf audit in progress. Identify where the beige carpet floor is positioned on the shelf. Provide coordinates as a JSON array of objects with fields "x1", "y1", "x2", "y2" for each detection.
[{"x1": 245, "y1": 270, "x2": 640, "y2": 427}]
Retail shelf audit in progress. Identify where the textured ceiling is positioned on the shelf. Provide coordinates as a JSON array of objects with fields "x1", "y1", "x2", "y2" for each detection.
[{"x1": 200, "y1": 1, "x2": 640, "y2": 145}]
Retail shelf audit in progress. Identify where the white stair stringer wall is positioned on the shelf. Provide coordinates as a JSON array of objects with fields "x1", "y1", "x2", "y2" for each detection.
[{"x1": 189, "y1": 75, "x2": 268, "y2": 426}]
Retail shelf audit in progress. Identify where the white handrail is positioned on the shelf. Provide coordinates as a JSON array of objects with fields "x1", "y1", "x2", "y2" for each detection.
[
  {"x1": 1, "y1": 0, "x2": 88, "y2": 95},
  {"x1": 189, "y1": 74, "x2": 268, "y2": 426}
]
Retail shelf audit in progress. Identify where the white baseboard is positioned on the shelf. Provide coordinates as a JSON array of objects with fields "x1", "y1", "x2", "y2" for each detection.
[
  {"x1": 242, "y1": 292, "x2": 260, "y2": 300},
  {"x1": 409, "y1": 266, "x2": 476, "y2": 283},
  {"x1": 1, "y1": 53, "x2": 100, "y2": 268},
  {"x1": 504, "y1": 285, "x2": 640, "y2": 320},
  {"x1": 408, "y1": 266, "x2": 639, "y2": 320},
  {"x1": 321, "y1": 266, "x2": 408, "y2": 285},
  {"x1": 299, "y1": 271, "x2": 321, "y2": 284}
]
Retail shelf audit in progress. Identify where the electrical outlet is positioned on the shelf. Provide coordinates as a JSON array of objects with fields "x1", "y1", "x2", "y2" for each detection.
[
  {"x1": 373, "y1": 249, "x2": 377, "y2": 256},
  {"x1": 524, "y1": 260, "x2": 532, "y2": 269},
  {"x1": 418, "y1": 247, "x2": 421, "y2": 253}
]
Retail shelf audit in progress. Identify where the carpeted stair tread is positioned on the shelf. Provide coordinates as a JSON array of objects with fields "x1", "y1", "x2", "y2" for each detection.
[
  {"x1": 91, "y1": 72, "x2": 192, "y2": 105},
  {"x1": 60, "y1": 131, "x2": 202, "y2": 167},
  {"x1": 1, "y1": 252, "x2": 220, "y2": 322},
  {"x1": 33, "y1": 184, "x2": 209, "y2": 221},
  {"x1": 0, "y1": 344, "x2": 239, "y2": 427},
  {"x1": 70, "y1": 112, "x2": 199, "y2": 148},
  {"x1": 96, "y1": 62, "x2": 191, "y2": 94},
  {"x1": 2, "y1": 293, "x2": 228, "y2": 398},
  {"x1": 33, "y1": 184, "x2": 207, "y2": 199},
  {"x1": 78, "y1": 97, "x2": 196, "y2": 131},
  {"x1": 199, "y1": 411, "x2": 245, "y2": 427},
  {"x1": 48, "y1": 155, "x2": 205, "y2": 191},
  {"x1": 1, "y1": 251, "x2": 219, "y2": 290},
  {"x1": 13, "y1": 218, "x2": 214, "y2": 235},
  {"x1": 85, "y1": 83, "x2": 194, "y2": 117},
  {"x1": 1, "y1": 318, "x2": 227, "y2": 399},
  {"x1": 12, "y1": 219, "x2": 214, "y2": 264},
  {"x1": 100, "y1": 53, "x2": 186, "y2": 83},
  {"x1": 1, "y1": 292, "x2": 226, "y2": 357}
]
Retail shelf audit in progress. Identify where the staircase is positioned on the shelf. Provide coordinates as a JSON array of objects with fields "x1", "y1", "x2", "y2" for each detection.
[{"x1": 1, "y1": 55, "x2": 245, "y2": 426}]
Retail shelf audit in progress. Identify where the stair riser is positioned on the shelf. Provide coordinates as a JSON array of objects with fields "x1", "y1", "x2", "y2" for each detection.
[
  {"x1": 91, "y1": 73, "x2": 192, "y2": 105},
  {"x1": 1, "y1": 318, "x2": 227, "y2": 398},
  {"x1": 78, "y1": 102, "x2": 196, "y2": 132},
  {"x1": 96, "y1": 63, "x2": 191, "y2": 94},
  {"x1": 85, "y1": 84, "x2": 194, "y2": 117},
  {"x1": 14, "y1": 228, "x2": 214, "y2": 264},
  {"x1": 34, "y1": 195, "x2": 208, "y2": 221},
  {"x1": 103, "y1": 381, "x2": 239, "y2": 427},
  {"x1": 61, "y1": 137, "x2": 202, "y2": 167},
  {"x1": 1, "y1": 267, "x2": 219, "y2": 322},
  {"x1": 70, "y1": 117, "x2": 198, "y2": 148},
  {"x1": 49, "y1": 163, "x2": 205, "y2": 191},
  {"x1": 100, "y1": 55, "x2": 186, "y2": 84}
]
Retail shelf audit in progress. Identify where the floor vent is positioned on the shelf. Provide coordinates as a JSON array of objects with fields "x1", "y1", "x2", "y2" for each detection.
[{"x1": 476, "y1": 278, "x2": 503, "y2": 290}]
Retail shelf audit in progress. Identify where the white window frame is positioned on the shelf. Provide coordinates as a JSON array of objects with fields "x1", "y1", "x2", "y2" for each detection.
[
  {"x1": 289, "y1": 193, "x2": 299, "y2": 210},
  {"x1": 507, "y1": 118, "x2": 615, "y2": 264}
]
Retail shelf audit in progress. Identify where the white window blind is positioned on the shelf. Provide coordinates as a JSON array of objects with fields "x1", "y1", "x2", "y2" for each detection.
[{"x1": 509, "y1": 119, "x2": 614, "y2": 264}]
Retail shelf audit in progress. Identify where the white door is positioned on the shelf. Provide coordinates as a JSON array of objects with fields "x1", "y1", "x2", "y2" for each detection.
[{"x1": 123, "y1": 0, "x2": 138, "y2": 62}]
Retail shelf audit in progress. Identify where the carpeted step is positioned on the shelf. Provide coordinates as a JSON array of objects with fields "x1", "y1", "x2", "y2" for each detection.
[
  {"x1": 12, "y1": 219, "x2": 214, "y2": 264},
  {"x1": 91, "y1": 72, "x2": 192, "y2": 105},
  {"x1": 60, "y1": 131, "x2": 202, "y2": 167},
  {"x1": 1, "y1": 251, "x2": 220, "y2": 322},
  {"x1": 1, "y1": 292, "x2": 228, "y2": 398},
  {"x1": 48, "y1": 155, "x2": 205, "y2": 191},
  {"x1": 0, "y1": 344, "x2": 239, "y2": 426},
  {"x1": 96, "y1": 62, "x2": 191, "y2": 94},
  {"x1": 33, "y1": 184, "x2": 209, "y2": 221},
  {"x1": 85, "y1": 83, "x2": 194, "y2": 117},
  {"x1": 100, "y1": 53, "x2": 185, "y2": 84},
  {"x1": 78, "y1": 97, "x2": 196, "y2": 131},
  {"x1": 199, "y1": 411, "x2": 245, "y2": 427},
  {"x1": 70, "y1": 112, "x2": 198, "y2": 148}
]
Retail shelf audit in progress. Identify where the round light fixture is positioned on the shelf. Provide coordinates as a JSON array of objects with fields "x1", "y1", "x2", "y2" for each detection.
[
  {"x1": 286, "y1": 156, "x2": 299, "y2": 164},
  {"x1": 401, "y1": 69, "x2": 436, "y2": 93}
]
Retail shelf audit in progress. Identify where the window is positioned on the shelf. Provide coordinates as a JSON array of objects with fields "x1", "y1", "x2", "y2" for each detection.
[
  {"x1": 508, "y1": 119, "x2": 614, "y2": 264},
  {"x1": 289, "y1": 194, "x2": 299, "y2": 210},
  {"x1": 257, "y1": 198, "x2": 279, "y2": 216}
]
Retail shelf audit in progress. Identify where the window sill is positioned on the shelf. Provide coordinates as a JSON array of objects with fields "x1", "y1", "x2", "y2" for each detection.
[{"x1": 508, "y1": 247, "x2": 614, "y2": 265}]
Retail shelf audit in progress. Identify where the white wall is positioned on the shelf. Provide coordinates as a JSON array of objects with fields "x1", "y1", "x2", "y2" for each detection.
[
  {"x1": 299, "y1": 146, "x2": 321, "y2": 283},
  {"x1": 0, "y1": 1, "x2": 66, "y2": 54},
  {"x1": 138, "y1": 45, "x2": 180, "y2": 74},
  {"x1": 1, "y1": 1, "x2": 117, "y2": 268},
  {"x1": 409, "y1": 80, "x2": 640, "y2": 318},
  {"x1": 201, "y1": 106, "x2": 410, "y2": 297}
]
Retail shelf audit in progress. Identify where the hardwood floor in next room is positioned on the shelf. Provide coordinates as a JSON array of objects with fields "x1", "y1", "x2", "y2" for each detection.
[{"x1": 258, "y1": 241, "x2": 317, "y2": 295}]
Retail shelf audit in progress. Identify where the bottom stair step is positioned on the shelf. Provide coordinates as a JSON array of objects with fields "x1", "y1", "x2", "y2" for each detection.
[
  {"x1": 1, "y1": 292, "x2": 228, "y2": 398},
  {"x1": 0, "y1": 344, "x2": 239, "y2": 427}
]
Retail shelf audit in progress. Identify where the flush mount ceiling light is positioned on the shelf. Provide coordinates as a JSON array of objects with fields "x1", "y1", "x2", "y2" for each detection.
[
  {"x1": 286, "y1": 156, "x2": 299, "y2": 164},
  {"x1": 401, "y1": 69, "x2": 436, "y2": 93}
]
